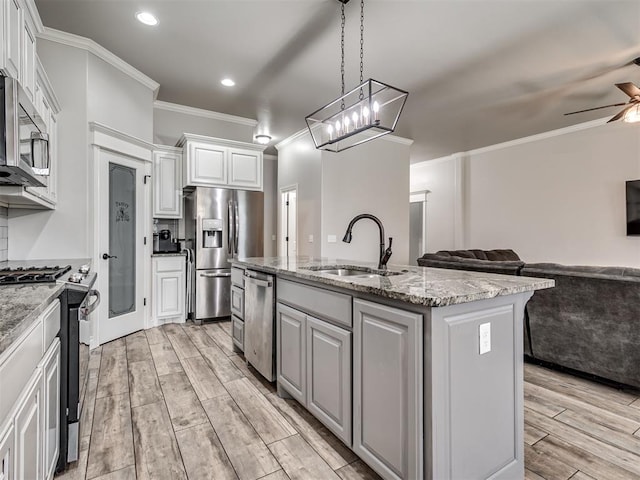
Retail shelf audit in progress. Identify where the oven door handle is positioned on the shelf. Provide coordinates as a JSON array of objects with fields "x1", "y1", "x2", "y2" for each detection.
[{"x1": 80, "y1": 290, "x2": 101, "y2": 318}]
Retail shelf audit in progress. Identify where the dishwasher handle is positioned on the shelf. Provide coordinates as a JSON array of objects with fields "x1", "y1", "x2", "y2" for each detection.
[{"x1": 244, "y1": 270, "x2": 273, "y2": 288}]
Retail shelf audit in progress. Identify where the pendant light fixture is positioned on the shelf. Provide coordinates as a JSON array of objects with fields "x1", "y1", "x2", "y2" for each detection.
[{"x1": 305, "y1": 0, "x2": 408, "y2": 153}]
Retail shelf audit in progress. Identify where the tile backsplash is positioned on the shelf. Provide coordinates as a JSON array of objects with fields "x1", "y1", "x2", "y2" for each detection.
[{"x1": 0, "y1": 207, "x2": 7, "y2": 262}]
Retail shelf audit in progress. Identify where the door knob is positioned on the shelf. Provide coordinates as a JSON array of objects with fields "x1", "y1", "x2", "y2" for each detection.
[{"x1": 102, "y1": 253, "x2": 117, "y2": 260}]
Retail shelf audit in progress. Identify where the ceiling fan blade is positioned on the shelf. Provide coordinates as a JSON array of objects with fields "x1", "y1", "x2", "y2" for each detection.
[
  {"x1": 564, "y1": 102, "x2": 627, "y2": 116},
  {"x1": 616, "y1": 82, "x2": 640, "y2": 98},
  {"x1": 607, "y1": 105, "x2": 634, "y2": 123}
]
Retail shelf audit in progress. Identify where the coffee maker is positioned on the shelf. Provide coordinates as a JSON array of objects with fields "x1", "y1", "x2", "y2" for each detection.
[{"x1": 154, "y1": 229, "x2": 180, "y2": 253}]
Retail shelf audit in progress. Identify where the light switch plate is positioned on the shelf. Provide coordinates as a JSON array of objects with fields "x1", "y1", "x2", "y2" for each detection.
[
  {"x1": 479, "y1": 322, "x2": 491, "y2": 355},
  {"x1": 272, "y1": 235, "x2": 276, "y2": 241},
  {"x1": 308, "y1": 235, "x2": 314, "y2": 243},
  {"x1": 328, "y1": 235, "x2": 337, "y2": 243}
]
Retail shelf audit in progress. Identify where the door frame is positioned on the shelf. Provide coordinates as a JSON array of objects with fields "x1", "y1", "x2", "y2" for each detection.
[
  {"x1": 279, "y1": 184, "x2": 298, "y2": 258},
  {"x1": 89, "y1": 123, "x2": 153, "y2": 349},
  {"x1": 409, "y1": 190, "x2": 429, "y2": 257}
]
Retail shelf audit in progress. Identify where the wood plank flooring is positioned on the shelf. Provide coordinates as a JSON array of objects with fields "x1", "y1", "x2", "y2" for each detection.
[{"x1": 56, "y1": 321, "x2": 640, "y2": 480}]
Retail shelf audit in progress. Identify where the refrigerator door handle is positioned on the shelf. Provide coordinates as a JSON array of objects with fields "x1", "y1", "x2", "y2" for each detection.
[
  {"x1": 234, "y1": 201, "x2": 240, "y2": 255},
  {"x1": 199, "y1": 272, "x2": 232, "y2": 278},
  {"x1": 227, "y1": 201, "x2": 234, "y2": 255}
]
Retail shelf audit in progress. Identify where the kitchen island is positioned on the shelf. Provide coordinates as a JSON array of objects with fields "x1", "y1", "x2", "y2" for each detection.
[{"x1": 232, "y1": 256, "x2": 554, "y2": 480}]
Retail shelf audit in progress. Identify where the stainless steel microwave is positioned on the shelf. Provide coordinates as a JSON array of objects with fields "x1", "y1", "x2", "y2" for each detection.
[{"x1": 0, "y1": 76, "x2": 49, "y2": 187}]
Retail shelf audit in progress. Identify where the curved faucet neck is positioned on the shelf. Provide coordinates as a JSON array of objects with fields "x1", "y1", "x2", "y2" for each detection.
[{"x1": 344, "y1": 214, "x2": 387, "y2": 269}]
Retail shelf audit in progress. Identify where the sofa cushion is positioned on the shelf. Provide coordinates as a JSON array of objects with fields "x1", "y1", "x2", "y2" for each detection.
[
  {"x1": 418, "y1": 254, "x2": 525, "y2": 276},
  {"x1": 485, "y1": 249, "x2": 521, "y2": 261}
]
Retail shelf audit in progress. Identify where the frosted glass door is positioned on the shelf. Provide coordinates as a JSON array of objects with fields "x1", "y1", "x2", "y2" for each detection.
[{"x1": 109, "y1": 163, "x2": 136, "y2": 317}]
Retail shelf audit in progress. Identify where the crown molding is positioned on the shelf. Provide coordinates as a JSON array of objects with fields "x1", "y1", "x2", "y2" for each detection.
[
  {"x1": 37, "y1": 28, "x2": 160, "y2": 97},
  {"x1": 177, "y1": 133, "x2": 267, "y2": 152},
  {"x1": 23, "y1": 0, "x2": 43, "y2": 33},
  {"x1": 468, "y1": 117, "x2": 608, "y2": 157},
  {"x1": 276, "y1": 127, "x2": 413, "y2": 151},
  {"x1": 154, "y1": 100, "x2": 257, "y2": 127}
]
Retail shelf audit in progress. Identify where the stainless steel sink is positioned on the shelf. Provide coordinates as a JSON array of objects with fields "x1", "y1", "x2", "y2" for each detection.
[{"x1": 303, "y1": 266, "x2": 405, "y2": 278}]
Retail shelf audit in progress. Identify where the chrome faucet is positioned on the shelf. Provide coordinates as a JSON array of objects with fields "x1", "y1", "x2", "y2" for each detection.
[{"x1": 342, "y1": 214, "x2": 393, "y2": 270}]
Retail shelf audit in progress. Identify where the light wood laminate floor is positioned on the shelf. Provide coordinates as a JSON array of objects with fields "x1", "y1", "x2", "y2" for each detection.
[{"x1": 55, "y1": 321, "x2": 640, "y2": 480}]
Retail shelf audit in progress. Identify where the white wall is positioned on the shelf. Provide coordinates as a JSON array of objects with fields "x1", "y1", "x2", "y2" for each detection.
[
  {"x1": 153, "y1": 106, "x2": 255, "y2": 146},
  {"x1": 9, "y1": 41, "x2": 90, "y2": 260},
  {"x1": 263, "y1": 155, "x2": 278, "y2": 256},
  {"x1": 410, "y1": 155, "x2": 461, "y2": 254},
  {"x1": 321, "y1": 140, "x2": 411, "y2": 265},
  {"x1": 8, "y1": 39, "x2": 156, "y2": 261},
  {"x1": 277, "y1": 134, "x2": 322, "y2": 257},
  {"x1": 88, "y1": 55, "x2": 154, "y2": 142},
  {"x1": 411, "y1": 120, "x2": 640, "y2": 267}
]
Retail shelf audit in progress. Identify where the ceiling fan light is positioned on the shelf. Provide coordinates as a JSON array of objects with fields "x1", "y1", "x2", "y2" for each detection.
[{"x1": 623, "y1": 105, "x2": 640, "y2": 123}]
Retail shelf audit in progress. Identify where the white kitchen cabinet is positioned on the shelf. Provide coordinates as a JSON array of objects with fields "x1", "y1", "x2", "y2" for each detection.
[
  {"x1": 22, "y1": 58, "x2": 61, "y2": 209},
  {"x1": 41, "y1": 339, "x2": 60, "y2": 480},
  {"x1": 353, "y1": 299, "x2": 423, "y2": 480},
  {"x1": 21, "y1": 15, "x2": 36, "y2": 102},
  {"x1": 178, "y1": 134, "x2": 265, "y2": 191},
  {"x1": 14, "y1": 373, "x2": 42, "y2": 480},
  {"x1": 153, "y1": 146, "x2": 182, "y2": 218},
  {"x1": 1, "y1": 0, "x2": 22, "y2": 80},
  {"x1": 152, "y1": 255, "x2": 186, "y2": 325},
  {"x1": 228, "y1": 148, "x2": 262, "y2": 190},
  {"x1": 306, "y1": 315, "x2": 352, "y2": 445},
  {"x1": 0, "y1": 423, "x2": 14, "y2": 480}
]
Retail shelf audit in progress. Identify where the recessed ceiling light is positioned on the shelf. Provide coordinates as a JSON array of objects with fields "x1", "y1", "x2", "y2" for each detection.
[
  {"x1": 221, "y1": 78, "x2": 235, "y2": 87},
  {"x1": 254, "y1": 134, "x2": 272, "y2": 145},
  {"x1": 136, "y1": 12, "x2": 158, "y2": 26}
]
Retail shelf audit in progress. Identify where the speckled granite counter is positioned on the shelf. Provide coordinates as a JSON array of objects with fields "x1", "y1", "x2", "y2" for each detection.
[
  {"x1": 231, "y1": 256, "x2": 554, "y2": 307},
  {"x1": 0, "y1": 258, "x2": 92, "y2": 356},
  {"x1": 0, "y1": 282, "x2": 65, "y2": 356}
]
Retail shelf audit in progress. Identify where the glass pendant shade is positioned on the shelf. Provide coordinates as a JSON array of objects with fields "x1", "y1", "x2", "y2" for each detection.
[{"x1": 305, "y1": 78, "x2": 408, "y2": 152}]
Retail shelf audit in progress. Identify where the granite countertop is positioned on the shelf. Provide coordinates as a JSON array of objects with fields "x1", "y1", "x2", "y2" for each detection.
[
  {"x1": 152, "y1": 252, "x2": 186, "y2": 257},
  {"x1": 0, "y1": 258, "x2": 92, "y2": 357},
  {"x1": 0, "y1": 282, "x2": 65, "y2": 356},
  {"x1": 231, "y1": 256, "x2": 555, "y2": 307}
]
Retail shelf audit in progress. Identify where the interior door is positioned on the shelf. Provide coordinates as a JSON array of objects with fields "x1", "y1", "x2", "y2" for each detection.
[{"x1": 97, "y1": 150, "x2": 148, "y2": 344}]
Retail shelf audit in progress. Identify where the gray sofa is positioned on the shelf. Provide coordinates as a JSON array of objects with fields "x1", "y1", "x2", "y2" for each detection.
[{"x1": 417, "y1": 250, "x2": 640, "y2": 389}]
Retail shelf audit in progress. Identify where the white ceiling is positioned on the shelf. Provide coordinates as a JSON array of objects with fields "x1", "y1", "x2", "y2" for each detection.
[{"x1": 35, "y1": 0, "x2": 640, "y2": 162}]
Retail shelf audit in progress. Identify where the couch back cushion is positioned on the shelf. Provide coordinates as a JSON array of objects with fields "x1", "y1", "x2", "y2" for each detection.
[
  {"x1": 418, "y1": 254, "x2": 524, "y2": 276},
  {"x1": 521, "y1": 263, "x2": 640, "y2": 388},
  {"x1": 433, "y1": 249, "x2": 521, "y2": 261}
]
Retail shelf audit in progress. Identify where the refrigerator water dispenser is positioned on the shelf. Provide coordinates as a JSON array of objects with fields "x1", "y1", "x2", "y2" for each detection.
[{"x1": 202, "y1": 218, "x2": 223, "y2": 248}]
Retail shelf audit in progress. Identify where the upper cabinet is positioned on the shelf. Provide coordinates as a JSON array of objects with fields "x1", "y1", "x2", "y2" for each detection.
[
  {"x1": 1, "y1": 0, "x2": 23, "y2": 80},
  {"x1": 24, "y1": 57, "x2": 61, "y2": 208},
  {"x1": 153, "y1": 146, "x2": 183, "y2": 218},
  {"x1": 21, "y1": 13, "x2": 36, "y2": 102},
  {"x1": 178, "y1": 134, "x2": 265, "y2": 191}
]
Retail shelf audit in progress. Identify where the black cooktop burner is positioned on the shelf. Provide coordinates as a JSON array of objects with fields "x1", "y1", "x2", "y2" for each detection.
[{"x1": 0, "y1": 265, "x2": 72, "y2": 284}]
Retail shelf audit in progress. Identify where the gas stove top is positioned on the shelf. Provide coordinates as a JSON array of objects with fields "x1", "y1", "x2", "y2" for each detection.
[{"x1": 0, "y1": 265, "x2": 72, "y2": 284}]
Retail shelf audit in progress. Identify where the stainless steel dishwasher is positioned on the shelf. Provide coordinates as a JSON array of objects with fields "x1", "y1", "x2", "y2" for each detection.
[{"x1": 243, "y1": 269, "x2": 276, "y2": 381}]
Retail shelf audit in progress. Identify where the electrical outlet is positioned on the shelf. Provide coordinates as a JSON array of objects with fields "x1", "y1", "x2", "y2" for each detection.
[
  {"x1": 308, "y1": 235, "x2": 314, "y2": 243},
  {"x1": 328, "y1": 235, "x2": 337, "y2": 243},
  {"x1": 272, "y1": 235, "x2": 276, "y2": 241},
  {"x1": 479, "y1": 322, "x2": 491, "y2": 355}
]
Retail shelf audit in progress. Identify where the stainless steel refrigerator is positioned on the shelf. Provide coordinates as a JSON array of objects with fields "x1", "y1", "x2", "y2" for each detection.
[{"x1": 184, "y1": 187, "x2": 264, "y2": 321}]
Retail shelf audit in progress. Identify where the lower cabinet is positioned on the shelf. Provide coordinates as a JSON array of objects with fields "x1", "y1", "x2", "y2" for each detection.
[
  {"x1": 14, "y1": 374, "x2": 42, "y2": 480},
  {"x1": 41, "y1": 340, "x2": 60, "y2": 480},
  {"x1": 152, "y1": 256, "x2": 186, "y2": 325},
  {"x1": 0, "y1": 424, "x2": 14, "y2": 480},
  {"x1": 231, "y1": 315, "x2": 244, "y2": 352},
  {"x1": 306, "y1": 316, "x2": 351, "y2": 445},
  {"x1": 276, "y1": 303, "x2": 307, "y2": 405},
  {"x1": 276, "y1": 302, "x2": 352, "y2": 445},
  {"x1": 353, "y1": 299, "x2": 423, "y2": 480}
]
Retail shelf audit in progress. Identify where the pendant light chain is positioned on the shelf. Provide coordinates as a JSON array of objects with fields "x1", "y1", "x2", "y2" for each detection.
[
  {"x1": 360, "y1": 0, "x2": 364, "y2": 85},
  {"x1": 340, "y1": 1, "x2": 346, "y2": 99}
]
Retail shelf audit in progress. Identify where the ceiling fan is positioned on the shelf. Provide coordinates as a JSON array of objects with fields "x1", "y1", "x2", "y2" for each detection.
[{"x1": 564, "y1": 57, "x2": 640, "y2": 123}]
